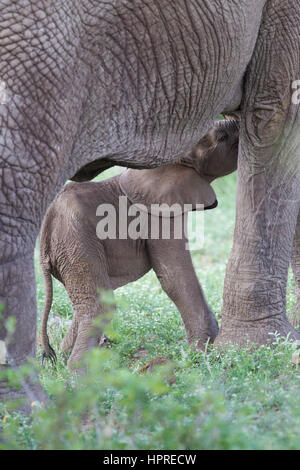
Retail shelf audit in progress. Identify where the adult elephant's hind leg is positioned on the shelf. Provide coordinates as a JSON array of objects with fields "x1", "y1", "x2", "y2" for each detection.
[
  {"x1": 289, "y1": 210, "x2": 300, "y2": 329},
  {"x1": 215, "y1": 1, "x2": 300, "y2": 347}
]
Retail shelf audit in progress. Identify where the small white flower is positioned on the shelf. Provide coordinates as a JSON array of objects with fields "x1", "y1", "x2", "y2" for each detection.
[{"x1": 31, "y1": 401, "x2": 44, "y2": 409}]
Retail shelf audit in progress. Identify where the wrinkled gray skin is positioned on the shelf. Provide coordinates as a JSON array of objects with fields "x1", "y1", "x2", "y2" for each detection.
[
  {"x1": 290, "y1": 212, "x2": 300, "y2": 328},
  {"x1": 0, "y1": 1, "x2": 299, "y2": 403},
  {"x1": 40, "y1": 120, "x2": 238, "y2": 370}
]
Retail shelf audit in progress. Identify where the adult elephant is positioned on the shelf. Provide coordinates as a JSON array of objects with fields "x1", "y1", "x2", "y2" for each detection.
[{"x1": 0, "y1": 1, "x2": 299, "y2": 403}]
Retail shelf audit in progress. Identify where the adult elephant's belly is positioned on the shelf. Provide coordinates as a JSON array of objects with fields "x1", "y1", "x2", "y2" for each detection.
[
  {"x1": 68, "y1": 0, "x2": 266, "y2": 182},
  {"x1": 105, "y1": 238, "x2": 151, "y2": 290}
]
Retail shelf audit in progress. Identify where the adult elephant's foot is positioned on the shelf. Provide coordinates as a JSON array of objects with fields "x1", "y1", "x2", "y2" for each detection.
[
  {"x1": 0, "y1": 370, "x2": 50, "y2": 414},
  {"x1": 288, "y1": 303, "x2": 300, "y2": 330},
  {"x1": 214, "y1": 316, "x2": 300, "y2": 348}
]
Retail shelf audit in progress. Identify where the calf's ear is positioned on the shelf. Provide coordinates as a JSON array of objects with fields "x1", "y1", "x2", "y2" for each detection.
[{"x1": 119, "y1": 164, "x2": 217, "y2": 216}]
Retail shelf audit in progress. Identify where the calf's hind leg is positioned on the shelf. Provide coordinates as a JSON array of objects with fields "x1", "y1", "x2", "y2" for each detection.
[
  {"x1": 61, "y1": 316, "x2": 79, "y2": 356},
  {"x1": 61, "y1": 251, "x2": 113, "y2": 370}
]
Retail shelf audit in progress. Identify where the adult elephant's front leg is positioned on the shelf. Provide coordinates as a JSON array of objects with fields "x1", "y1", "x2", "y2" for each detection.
[
  {"x1": 0, "y1": 222, "x2": 49, "y2": 408},
  {"x1": 215, "y1": 1, "x2": 300, "y2": 347},
  {"x1": 289, "y1": 210, "x2": 300, "y2": 329}
]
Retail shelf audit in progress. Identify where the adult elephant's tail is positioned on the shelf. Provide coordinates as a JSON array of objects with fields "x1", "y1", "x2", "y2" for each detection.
[{"x1": 41, "y1": 264, "x2": 57, "y2": 364}]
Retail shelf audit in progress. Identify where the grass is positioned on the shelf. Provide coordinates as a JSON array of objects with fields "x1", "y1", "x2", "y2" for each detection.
[{"x1": 1, "y1": 169, "x2": 300, "y2": 450}]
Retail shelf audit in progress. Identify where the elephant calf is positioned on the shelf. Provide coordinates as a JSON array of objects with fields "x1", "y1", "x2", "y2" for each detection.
[{"x1": 40, "y1": 120, "x2": 239, "y2": 370}]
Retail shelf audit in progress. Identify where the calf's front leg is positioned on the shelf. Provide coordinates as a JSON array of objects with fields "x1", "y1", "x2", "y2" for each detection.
[{"x1": 147, "y1": 236, "x2": 218, "y2": 348}]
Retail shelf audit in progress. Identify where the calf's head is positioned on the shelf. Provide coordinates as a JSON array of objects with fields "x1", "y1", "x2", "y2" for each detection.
[
  {"x1": 180, "y1": 119, "x2": 239, "y2": 182},
  {"x1": 120, "y1": 120, "x2": 239, "y2": 216}
]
